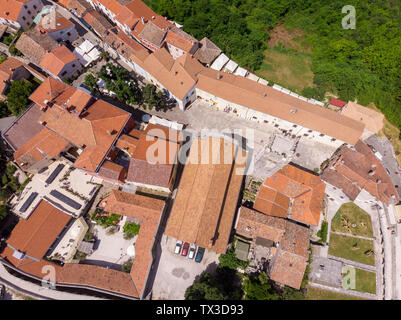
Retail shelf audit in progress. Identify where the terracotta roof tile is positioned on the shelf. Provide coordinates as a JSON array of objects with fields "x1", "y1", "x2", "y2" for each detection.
[
  {"x1": 3, "y1": 103, "x2": 43, "y2": 150},
  {"x1": 270, "y1": 250, "x2": 307, "y2": 289},
  {"x1": 138, "y1": 22, "x2": 165, "y2": 48},
  {"x1": 341, "y1": 101, "x2": 384, "y2": 134},
  {"x1": 40, "y1": 45, "x2": 79, "y2": 77},
  {"x1": 196, "y1": 68, "x2": 365, "y2": 144},
  {"x1": 194, "y1": 37, "x2": 222, "y2": 65},
  {"x1": 4, "y1": 199, "x2": 71, "y2": 261},
  {"x1": 322, "y1": 140, "x2": 398, "y2": 204},
  {"x1": 165, "y1": 137, "x2": 246, "y2": 253},
  {"x1": 254, "y1": 164, "x2": 325, "y2": 226},
  {"x1": 0, "y1": 0, "x2": 25, "y2": 21},
  {"x1": 99, "y1": 190, "x2": 164, "y2": 297},
  {"x1": 236, "y1": 206, "x2": 286, "y2": 243},
  {"x1": 98, "y1": 160, "x2": 126, "y2": 182},
  {"x1": 16, "y1": 30, "x2": 59, "y2": 65},
  {"x1": 14, "y1": 128, "x2": 69, "y2": 169}
]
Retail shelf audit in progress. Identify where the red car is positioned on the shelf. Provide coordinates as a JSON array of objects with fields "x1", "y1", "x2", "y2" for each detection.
[{"x1": 181, "y1": 242, "x2": 190, "y2": 256}]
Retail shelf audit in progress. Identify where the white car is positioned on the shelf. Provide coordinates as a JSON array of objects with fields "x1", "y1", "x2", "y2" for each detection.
[
  {"x1": 174, "y1": 240, "x2": 183, "y2": 254},
  {"x1": 188, "y1": 244, "x2": 196, "y2": 259}
]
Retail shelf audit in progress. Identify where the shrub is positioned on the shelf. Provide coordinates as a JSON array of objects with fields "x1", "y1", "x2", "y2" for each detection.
[
  {"x1": 317, "y1": 221, "x2": 328, "y2": 244},
  {"x1": 121, "y1": 259, "x2": 133, "y2": 273},
  {"x1": 123, "y1": 222, "x2": 141, "y2": 239},
  {"x1": 218, "y1": 246, "x2": 248, "y2": 270}
]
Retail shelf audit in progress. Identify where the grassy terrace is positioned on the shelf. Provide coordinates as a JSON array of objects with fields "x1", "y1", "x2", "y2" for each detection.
[
  {"x1": 342, "y1": 265, "x2": 376, "y2": 294},
  {"x1": 331, "y1": 203, "x2": 373, "y2": 238},
  {"x1": 306, "y1": 286, "x2": 365, "y2": 300},
  {"x1": 255, "y1": 47, "x2": 314, "y2": 93},
  {"x1": 328, "y1": 233, "x2": 375, "y2": 266}
]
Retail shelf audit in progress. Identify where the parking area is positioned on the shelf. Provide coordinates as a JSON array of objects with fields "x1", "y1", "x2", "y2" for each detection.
[
  {"x1": 152, "y1": 235, "x2": 220, "y2": 300},
  {"x1": 310, "y1": 256, "x2": 343, "y2": 288}
]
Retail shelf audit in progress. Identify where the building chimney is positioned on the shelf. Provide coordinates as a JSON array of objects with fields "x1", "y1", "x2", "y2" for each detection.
[
  {"x1": 217, "y1": 73, "x2": 222, "y2": 80},
  {"x1": 368, "y1": 169, "x2": 376, "y2": 176}
]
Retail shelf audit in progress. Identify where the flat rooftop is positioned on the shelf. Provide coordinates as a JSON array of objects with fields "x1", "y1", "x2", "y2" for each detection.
[{"x1": 9, "y1": 160, "x2": 102, "y2": 219}]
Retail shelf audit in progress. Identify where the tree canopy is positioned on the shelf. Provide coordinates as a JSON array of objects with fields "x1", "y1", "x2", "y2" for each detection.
[
  {"x1": 145, "y1": 0, "x2": 401, "y2": 129},
  {"x1": 6, "y1": 80, "x2": 34, "y2": 116}
]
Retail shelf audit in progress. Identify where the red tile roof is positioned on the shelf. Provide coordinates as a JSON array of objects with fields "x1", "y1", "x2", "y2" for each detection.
[
  {"x1": 322, "y1": 140, "x2": 398, "y2": 204},
  {"x1": 0, "y1": 198, "x2": 140, "y2": 298},
  {"x1": 40, "y1": 45, "x2": 79, "y2": 77},
  {"x1": 29, "y1": 78, "x2": 131, "y2": 172},
  {"x1": 4, "y1": 199, "x2": 71, "y2": 262},
  {"x1": 99, "y1": 190, "x2": 164, "y2": 297},
  {"x1": 254, "y1": 164, "x2": 326, "y2": 226},
  {"x1": 330, "y1": 98, "x2": 347, "y2": 108},
  {"x1": 236, "y1": 206, "x2": 310, "y2": 289},
  {"x1": 165, "y1": 137, "x2": 246, "y2": 253},
  {"x1": 14, "y1": 128, "x2": 69, "y2": 170},
  {"x1": 2, "y1": 103, "x2": 43, "y2": 150},
  {"x1": 196, "y1": 68, "x2": 365, "y2": 145},
  {"x1": 0, "y1": 0, "x2": 25, "y2": 21},
  {"x1": 98, "y1": 160, "x2": 127, "y2": 182}
]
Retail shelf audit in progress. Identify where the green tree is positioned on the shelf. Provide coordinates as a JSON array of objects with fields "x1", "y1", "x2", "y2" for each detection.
[
  {"x1": 242, "y1": 273, "x2": 278, "y2": 300},
  {"x1": 123, "y1": 222, "x2": 141, "y2": 239},
  {"x1": 84, "y1": 73, "x2": 98, "y2": 92},
  {"x1": 185, "y1": 272, "x2": 229, "y2": 300},
  {"x1": 0, "y1": 101, "x2": 11, "y2": 117},
  {"x1": 218, "y1": 246, "x2": 248, "y2": 270},
  {"x1": 0, "y1": 205, "x2": 7, "y2": 222},
  {"x1": 6, "y1": 80, "x2": 34, "y2": 115},
  {"x1": 121, "y1": 259, "x2": 133, "y2": 273}
]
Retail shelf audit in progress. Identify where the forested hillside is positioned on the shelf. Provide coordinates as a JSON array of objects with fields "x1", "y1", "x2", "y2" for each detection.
[{"x1": 144, "y1": 0, "x2": 401, "y2": 129}]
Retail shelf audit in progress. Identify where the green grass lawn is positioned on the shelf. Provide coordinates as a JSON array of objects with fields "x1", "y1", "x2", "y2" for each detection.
[
  {"x1": 305, "y1": 286, "x2": 365, "y2": 300},
  {"x1": 342, "y1": 265, "x2": 376, "y2": 294},
  {"x1": 331, "y1": 203, "x2": 373, "y2": 238},
  {"x1": 255, "y1": 47, "x2": 314, "y2": 93},
  {"x1": 328, "y1": 233, "x2": 375, "y2": 266}
]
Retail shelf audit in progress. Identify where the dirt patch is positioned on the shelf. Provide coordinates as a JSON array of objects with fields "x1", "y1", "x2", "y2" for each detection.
[{"x1": 267, "y1": 25, "x2": 311, "y2": 53}]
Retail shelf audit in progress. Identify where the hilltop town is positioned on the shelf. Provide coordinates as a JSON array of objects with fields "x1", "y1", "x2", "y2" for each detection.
[{"x1": 0, "y1": 0, "x2": 400, "y2": 302}]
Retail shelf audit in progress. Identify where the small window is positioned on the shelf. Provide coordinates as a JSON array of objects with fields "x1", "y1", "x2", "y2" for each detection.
[
  {"x1": 308, "y1": 129, "x2": 312, "y2": 133},
  {"x1": 331, "y1": 138, "x2": 336, "y2": 142},
  {"x1": 72, "y1": 64, "x2": 76, "y2": 67},
  {"x1": 67, "y1": 32, "x2": 71, "y2": 36},
  {"x1": 61, "y1": 71, "x2": 67, "y2": 76},
  {"x1": 27, "y1": 10, "x2": 31, "y2": 14},
  {"x1": 33, "y1": 5, "x2": 37, "y2": 9},
  {"x1": 319, "y1": 133, "x2": 324, "y2": 137},
  {"x1": 22, "y1": 16, "x2": 26, "y2": 20},
  {"x1": 264, "y1": 120, "x2": 268, "y2": 123},
  {"x1": 292, "y1": 124, "x2": 297, "y2": 128}
]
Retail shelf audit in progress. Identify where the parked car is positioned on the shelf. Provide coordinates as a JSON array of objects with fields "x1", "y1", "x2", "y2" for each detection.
[
  {"x1": 181, "y1": 242, "x2": 190, "y2": 256},
  {"x1": 188, "y1": 244, "x2": 196, "y2": 259},
  {"x1": 195, "y1": 247, "x2": 205, "y2": 263},
  {"x1": 174, "y1": 240, "x2": 183, "y2": 255},
  {"x1": 0, "y1": 285, "x2": 5, "y2": 299}
]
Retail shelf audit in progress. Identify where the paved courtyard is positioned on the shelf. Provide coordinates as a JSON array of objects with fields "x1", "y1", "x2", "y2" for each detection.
[
  {"x1": 152, "y1": 235, "x2": 220, "y2": 300},
  {"x1": 84, "y1": 223, "x2": 134, "y2": 269},
  {"x1": 146, "y1": 100, "x2": 338, "y2": 177}
]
